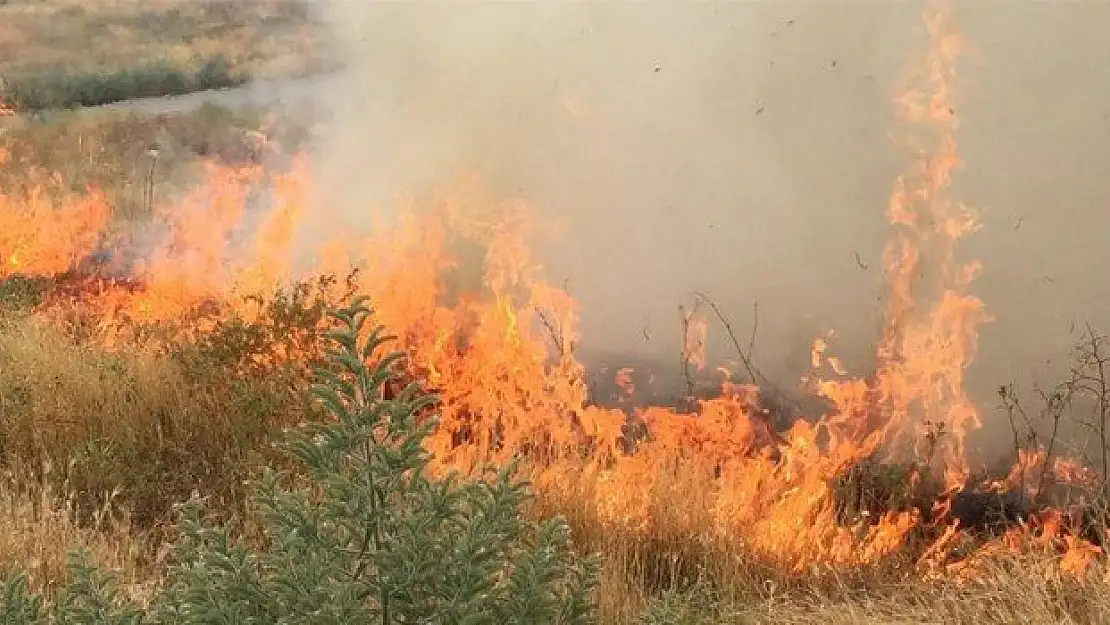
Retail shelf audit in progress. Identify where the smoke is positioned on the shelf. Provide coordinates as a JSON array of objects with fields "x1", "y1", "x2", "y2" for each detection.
[{"x1": 300, "y1": 1, "x2": 1110, "y2": 440}]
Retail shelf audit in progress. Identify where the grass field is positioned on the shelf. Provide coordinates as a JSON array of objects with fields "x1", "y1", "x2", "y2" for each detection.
[
  {"x1": 0, "y1": 105, "x2": 1108, "y2": 622},
  {"x1": 0, "y1": 103, "x2": 314, "y2": 214},
  {"x1": 1, "y1": 4, "x2": 1109, "y2": 624},
  {"x1": 0, "y1": 0, "x2": 328, "y2": 111},
  {"x1": 0, "y1": 285, "x2": 1105, "y2": 623}
]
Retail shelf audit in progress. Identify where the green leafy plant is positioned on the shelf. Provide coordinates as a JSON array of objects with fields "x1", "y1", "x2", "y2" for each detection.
[
  {"x1": 1, "y1": 295, "x2": 599, "y2": 624},
  {"x1": 638, "y1": 583, "x2": 721, "y2": 625}
]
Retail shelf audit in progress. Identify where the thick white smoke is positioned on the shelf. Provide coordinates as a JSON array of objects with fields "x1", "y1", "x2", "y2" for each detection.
[{"x1": 299, "y1": 1, "x2": 1110, "y2": 446}]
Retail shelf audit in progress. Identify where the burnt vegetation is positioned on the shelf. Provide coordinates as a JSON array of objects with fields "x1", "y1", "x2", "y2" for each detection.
[
  {"x1": 6, "y1": 248, "x2": 1110, "y2": 584},
  {"x1": 829, "y1": 326, "x2": 1110, "y2": 555}
]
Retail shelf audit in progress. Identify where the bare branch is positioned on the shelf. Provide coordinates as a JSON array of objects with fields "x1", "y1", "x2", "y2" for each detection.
[
  {"x1": 678, "y1": 303, "x2": 696, "y2": 400},
  {"x1": 689, "y1": 290, "x2": 759, "y2": 387},
  {"x1": 535, "y1": 307, "x2": 566, "y2": 359}
]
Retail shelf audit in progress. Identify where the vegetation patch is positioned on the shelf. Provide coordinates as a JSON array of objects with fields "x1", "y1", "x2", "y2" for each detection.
[
  {"x1": 0, "y1": 0, "x2": 330, "y2": 112},
  {"x1": 0, "y1": 297, "x2": 600, "y2": 624}
]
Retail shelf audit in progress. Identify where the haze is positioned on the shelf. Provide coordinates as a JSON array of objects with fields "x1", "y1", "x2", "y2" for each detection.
[{"x1": 303, "y1": 1, "x2": 1110, "y2": 443}]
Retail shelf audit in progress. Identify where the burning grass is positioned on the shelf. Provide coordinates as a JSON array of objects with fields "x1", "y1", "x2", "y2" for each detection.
[
  {"x1": 0, "y1": 154, "x2": 1106, "y2": 620},
  {"x1": 0, "y1": 1, "x2": 1109, "y2": 622},
  {"x1": 0, "y1": 103, "x2": 311, "y2": 224},
  {"x1": 0, "y1": 0, "x2": 329, "y2": 111}
]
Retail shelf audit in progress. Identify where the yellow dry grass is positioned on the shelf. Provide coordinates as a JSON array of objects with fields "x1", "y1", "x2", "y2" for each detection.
[
  {"x1": 0, "y1": 298, "x2": 1108, "y2": 622},
  {"x1": 0, "y1": 467, "x2": 154, "y2": 605},
  {"x1": 0, "y1": 102, "x2": 1107, "y2": 624},
  {"x1": 0, "y1": 0, "x2": 326, "y2": 82}
]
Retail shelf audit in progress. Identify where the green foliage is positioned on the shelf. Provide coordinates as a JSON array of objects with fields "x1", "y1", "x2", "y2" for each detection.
[
  {"x1": 0, "y1": 575, "x2": 45, "y2": 625},
  {"x1": 1, "y1": 54, "x2": 245, "y2": 112},
  {"x1": 4, "y1": 295, "x2": 599, "y2": 623},
  {"x1": 167, "y1": 274, "x2": 341, "y2": 376},
  {"x1": 54, "y1": 552, "x2": 144, "y2": 625},
  {"x1": 639, "y1": 585, "x2": 720, "y2": 625},
  {"x1": 0, "y1": 552, "x2": 141, "y2": 625}
]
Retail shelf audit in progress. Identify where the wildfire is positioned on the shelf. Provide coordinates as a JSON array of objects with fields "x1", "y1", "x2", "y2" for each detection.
[
  {"x1": 0, "y1": 0, "x2": 1103, "y2": 583},
  {"x1": 0, "y1": 149, "x2": 108, "y2": 279},
  {"x1": 846, "y1": 0, "x2": 983, "y2": 496}
]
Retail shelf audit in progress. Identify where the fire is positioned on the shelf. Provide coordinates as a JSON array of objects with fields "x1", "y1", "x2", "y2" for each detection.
[
  {"x1": 0, "y1": 150, "x2": 112, "y2": 279},
  {"x1": 868, "y1": 1, "x2": 988, "y2": 495},
  {"x1": 0, "y1": 0, "x2": 1104, "y2": 585}
]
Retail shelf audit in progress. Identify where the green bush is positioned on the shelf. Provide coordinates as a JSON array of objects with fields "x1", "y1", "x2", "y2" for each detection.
[
  {"x1": 639, "y1": 584, "x2": 721, "y2": 625},
  {"x1": 0, "y1": 296, "x2": 599, "y2": 624}
]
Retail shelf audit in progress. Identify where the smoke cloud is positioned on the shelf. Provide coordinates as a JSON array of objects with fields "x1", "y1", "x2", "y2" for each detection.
[{"x1": 300, "y1": 1, "x2": 1110, "y2": 446}]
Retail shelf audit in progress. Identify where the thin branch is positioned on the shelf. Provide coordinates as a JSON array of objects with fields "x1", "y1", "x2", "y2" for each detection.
[
  {"x1": 999, "y1": 384, "x2": 1028, "y2": 509},
  {"x1": 1036, "y1": 393, "x2": 1064, "y2": 503},
  {"x1": 690, "y1": 291, "x2": 759, "y2": 387},
  {"x1": 1085, "y1": 322, "x2": 1110, "y2": 493},
  {"x1": 678, "y1": 302, "x2": 700, "y2": 400},
  {"x1": 535, "y1": 308, "x2": 566, "y2": 358}
]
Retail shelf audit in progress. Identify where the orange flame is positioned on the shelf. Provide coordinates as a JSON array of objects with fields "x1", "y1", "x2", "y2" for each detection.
[
  {"x1": 0, "y1": 150, "x2": 112, "y2": 278},
  {"x1": 0, "y1": 0, "x2": 1103, "y2": 581},
  {"x1": 869, "y1": 0, "x2": 990, "y2": 495}
]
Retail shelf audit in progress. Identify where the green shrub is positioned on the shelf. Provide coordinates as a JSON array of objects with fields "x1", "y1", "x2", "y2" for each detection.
[
  {"x1": 639, "y1": 584, "x2": 721, "y2": 625},
  {"x1": 2, "y1": 55, "x2": 245, "y2": 112},
  {"x1": 0, "y1": 296, "x2": 600, "y2": 623}
]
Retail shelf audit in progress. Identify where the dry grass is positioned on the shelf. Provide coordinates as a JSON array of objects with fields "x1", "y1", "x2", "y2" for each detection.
[
  {"x1": 0, "y1": 306, "x2": 1106, "y2": 622},
  {"x1": 0, "y1": 0, "x2": 328, "y2": 110},
  {"x1": 622, "y1": 561, "x2": 1110, "y2": 624},
  {"x1": 1, "y1": 110, "x2": 1108, "y2": 622},
  {"x1": 0, "y1": 103, "x2": 312, "y2": 217},
  {"x1": 0, "y1": 468, "x2": 155, "y2": 606},
  {"x1": 0, "y1": 308, "x2": 314, "y2": 528},
  {"x1": 525, "y1": 436, "x2": 1110, "y2": 623}
]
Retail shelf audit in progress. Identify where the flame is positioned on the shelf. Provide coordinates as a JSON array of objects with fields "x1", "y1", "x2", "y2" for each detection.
[
  {"x1": 0, "y1": 0, "x2": 1104, "y2": 584},
  {"x1": 869, "y1": 0, "x2": 989, "y2": 495},
  {"x1": 0, "y1": 150, "x2": 112, "y2": 279},
  {"x1": 0, "y1": 147, "x2": 924, "y2": 570}
]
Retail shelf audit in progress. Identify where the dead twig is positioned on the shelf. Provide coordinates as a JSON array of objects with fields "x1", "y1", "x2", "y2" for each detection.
[
  {"x1": 1073, "y1": 323, "x2": 1110, "y2": 494},
  {"x1": 678, "y1": 301, "x2": 702, "y2": 400},
  {"x1": 535, "y1": 308, "x2": 566, "y2": 359},
  {"x1": 535, "y1": 278, "x2": 573, "y2": 359},
  {"x1": 998, "y1": 380, "x2": 1069, "y2": 504},
  {"x1": 1035, "y1": 386, "x2": 1066, "y2": 502},
  {"x1": 1087, "y1": 323, "x2": 1109, "y2": 491},
  {"x1": 687, "y1": 291, "x2": 802, "y2": 422},
  {"x1": 999, "y1": 383, "x2": 1033, "y2": 509},
  {"x1": 690, "y1": 291, "x2": 759, "y2": 387},
  {"x1": 747, "y1": 301, "x2": 759, "y2": 366}
]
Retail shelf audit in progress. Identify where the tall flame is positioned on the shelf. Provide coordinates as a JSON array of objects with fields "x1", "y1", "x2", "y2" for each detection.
[
  {"x1": 0, "y1": 0, "x2": 1102, "y2": 583},
  {"x1": 871, "y1": 0, "x2": 989, "y2": 494}
]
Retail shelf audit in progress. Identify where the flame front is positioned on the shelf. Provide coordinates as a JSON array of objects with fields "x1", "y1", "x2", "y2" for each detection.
[{"x1": 0, "y1": 0, "x2": 1102, "y2": 585}]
